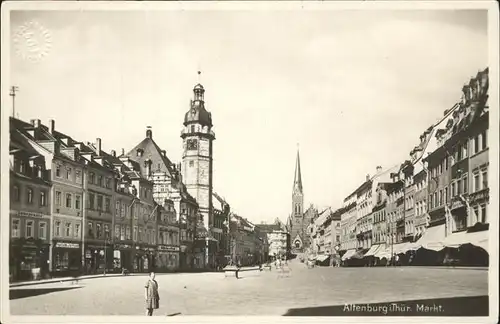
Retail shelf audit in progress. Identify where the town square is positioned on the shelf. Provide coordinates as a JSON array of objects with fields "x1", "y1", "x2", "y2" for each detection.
[{"x1": 2, "y1": 2, "x2": 497, "y2": 321}]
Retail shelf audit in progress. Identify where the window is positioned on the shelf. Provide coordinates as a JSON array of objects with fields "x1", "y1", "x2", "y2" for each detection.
[
  {"x1": 12, "y1": 185, "x2": 20, "y2": 202},
  {"x1": 121, "y1": 226, "x2": 125, "y2": 240},
  {"x1": 438, "y1": 190, "x2": 443, "y2": 206},
  {"x1": 191, "y1": 125, "x2": 195, "y2": 133},
  {"x1": 189, "y1": 161, "x2": 194, "y2": 167},
  {"x1": 39, "y1": 222, "x2": 47, "y2": 240},
  {"x1": 463, "y1": 175, "x2": 468, "y2": 193},
  {"x1": 433, "y1": 192, "x2": 437, "y2": 208},
  {"x1": 98, "y1": 176, "x2": 103, "y2": 187},
  {"x1": 66, "y1": 193, "x2": 72, "y2": 208},
  {"x1": 105, "y1": 198, "x2": 110, "y2": 212},
  {"x1": 439, "y1": 163, "x2": 443, "y2": 174},
  {"x1": 56, "y1": 191, "x2": 62, "y2": 206},
  {"x1": 482, "y1": 170, "x2": 488, "y2": 189},
  {"x1": 451, "y1": 182, "x2": 456, "y2": 197},
  {"x1": 104, "y1": 224, "x2": 110, "y2": 239},
  {"x1": 55, "y1": 221, "x2": 61, "y2": 236},
  {"x1": 473, "y1": 206, "x2": 479, "y2": 225},
  {"x1": 89, "y1": 193, "x2": 95, "y2": 209},
  {"x1": 139, "y1": 228, "x2": 143, "y2": 242},
  {"x1": 19, "y1": 160, "x2": 26, "y2": 174},
  {"x1": 444, "y1": 187, "x2": 448, "y2": 204},
  {"x1": 40, "y1": 191, "x2": 46, "y2": 206},
  {"x1": 26, "y1": 221, "x2": 35, "y2": 238},
  {"x1": 65, "y1": 223, "x2": 72, "y2": 237},
  {"x1": 105, "y1": 178, "x2": 111, "y2": 189},
  {"x1": 66, "y1": 167, "x2": 72, "y2": 180},
  {"x1": 480, "y1": 204, "x2": 487, "y2": 223},
  {"x1": 89, "y1": 172, "x2": 95, "y2": 184},
  {"x1": 474, "y1": 136, "x2": 479, "y2": 154},
  {"x1": 11, "y1": 219, "x2": 20, "y2": 237},
  {"x1": 56, "y1": 164, "x2": 61, "y2": 177},
  {"x1": 75, "y1": 223, "x2": 81, "y2": 238},
  {"x1": 96, "y1": 223, "x2": 102, "y2": 238},
  {"x1": 133, "y1": 226, "x2": 138, "y2": 241},
  {"x1": 444, "y1": 157, "x2": 449, "y2": 170},
  {"x1": 97, "y1": 195, "x2": 103, "y2": 210},
  {"x1": 474, "y1": 173, "x2": 480, "y2": 192},
  {"x1": 116, "y1": 201, "x2": 120, "y2": 217},
  {"x1": 481, "y1": 130, "x2": 487, "y2": 150},
  {"x1": 121, "y1": 203, "x2": 125, "y2": 218},
  {"x1": 27, "y1": 188, "x2": 33, "y2": 204},
  {"x1": 75, "y1": 195, "x2": 81, "y2": 210},
  {"x1": 75, "y1": 170, "x2": 82, "y2": 184},
  {"x1": 88, "y1": 222, "x2": 93, "y2": 237},
  {"x1": 126, "y1": 226, "x2": 131, "y2": 240},
  {"x1": 462, "y1": 142, "x2": 468, "y2": 158},
  {"x1": 115, "y1": 225, "x2": 120, "y2": 238}
]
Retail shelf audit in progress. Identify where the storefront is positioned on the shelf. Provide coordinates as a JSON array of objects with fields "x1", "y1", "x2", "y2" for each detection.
[
  {"x1": 84, "y1": 243, "x2": 113, "y2": 274},
  {"x1": 10, "y1": 238, "x2": 50, "y2": 282},
  {"x1": 113, "y1": 243, "x2": 133, "y2": 272},
  {"x1": 133, "y1": 246, "x2": 155, "y2": 273},
  {"x1": 52, "y1": 240, "x2": 81, "y2": 277},
  {"x1": 156, "y1": 245, "x2": 180, "y2": 272}
]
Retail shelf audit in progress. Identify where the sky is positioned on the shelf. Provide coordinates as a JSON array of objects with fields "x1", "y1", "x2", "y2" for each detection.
[{"x1": 8, "y1": 8, "x2": 488, "y2": 225}]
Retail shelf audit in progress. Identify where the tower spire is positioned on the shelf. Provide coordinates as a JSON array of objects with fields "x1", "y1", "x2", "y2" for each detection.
[{"x1": 293, "y1": 146, "x2": 303, "y2": 193}]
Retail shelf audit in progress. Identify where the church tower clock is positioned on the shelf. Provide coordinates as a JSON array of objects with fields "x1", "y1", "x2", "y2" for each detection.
[{"x1": 181, "y1": 81, "x2": 215, "y2": 236}]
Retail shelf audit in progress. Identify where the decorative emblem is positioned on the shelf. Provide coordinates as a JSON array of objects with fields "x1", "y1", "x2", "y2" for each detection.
[{"x1": 13, "y1": 21, "x2": 52, "y2": 63}]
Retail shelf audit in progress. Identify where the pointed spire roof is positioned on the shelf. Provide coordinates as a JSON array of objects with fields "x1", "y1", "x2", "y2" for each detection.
[{"x1": 293, "y1": 147, "x2": 303, "y2": 193}]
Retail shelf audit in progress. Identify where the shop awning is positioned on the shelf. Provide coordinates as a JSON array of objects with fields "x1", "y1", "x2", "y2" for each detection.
[
  {"x1": 415, "y1": 224, "x2": 446, "y2": 251},
  {"x1": 341, "y1": 249, "x2": 356, "y2": 261},
  {"x1": 316, "y1": 254, "x2": 329, "y2": 262},
  {"x1": 443, "y1": 230, "x2": 489, "y2": 253},
  {"x1": 351, "y1": 250, "x2": 365, "y2": 259},
  {"x1": 393, "y1": 242, "x2": 421, "y2": 255},
  {"x1": 374, "y1": 245, "x2": 391, "y2": 259},
  {"x1": 364, "y1": 244, "x2": 382, "y2": 257}
]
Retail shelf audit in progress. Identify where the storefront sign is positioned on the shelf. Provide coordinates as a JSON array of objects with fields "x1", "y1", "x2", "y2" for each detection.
[
  {"x1": 18, "y1": 211, "x2": 48, "y2": 218},
  {"x1": 157, "y1": 245, "x2": 180, "y2": 252},
  {"x1": 114, "y1": 244, "x2": 132, "y2": 250},
  {"x1": 55, "y1": 242, "x2": 80, "y2": 249}
]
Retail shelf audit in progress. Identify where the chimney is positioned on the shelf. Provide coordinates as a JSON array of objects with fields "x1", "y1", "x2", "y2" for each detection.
[
  {"x1": 49, "y1": 119, "x2": 55, "y2": 134},
  {"x1": 376, "y1": 166, "x2": 382, "y2": 174},
  {"x1": 96, "y1": 138, "x2": 102, "y2": 155},
  {"x1": 31, "y1": 119, "x2": 41, "y2": 128},
  {"x1": 111, "y1": 150, "x2": 116, "y2": 157},
  {"x1": 121, "y1": 148, "x2": 125, "y2": 156},
  {"x1": 161, "y1": 150, "x2": 166, "y2": 157},
  {"x1": 366, "y1": 174, "x2": 370, "y2": 181},
  {"x1": 146, "y1": 126, "x2": 152, "y2": 139}
]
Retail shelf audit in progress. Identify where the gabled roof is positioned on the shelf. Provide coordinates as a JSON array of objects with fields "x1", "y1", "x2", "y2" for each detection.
[{"x1": 126, "y1": 135, "x2": 174, "y2": 176}]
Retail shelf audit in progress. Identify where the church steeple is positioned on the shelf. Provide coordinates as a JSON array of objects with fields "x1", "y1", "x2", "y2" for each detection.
[{"x1": 293, "y1": 147, "x2": 303, "y2": 194}]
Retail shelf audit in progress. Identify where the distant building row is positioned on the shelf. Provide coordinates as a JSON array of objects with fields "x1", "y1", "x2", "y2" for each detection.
[{"x1": 337, "y1": 67, "x2": 490, "y2": 265}]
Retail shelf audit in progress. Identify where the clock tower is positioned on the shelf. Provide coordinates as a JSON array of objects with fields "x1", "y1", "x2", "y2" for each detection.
[{"x1": 181, "y1": 81, "x2": 215, "y2": 236}]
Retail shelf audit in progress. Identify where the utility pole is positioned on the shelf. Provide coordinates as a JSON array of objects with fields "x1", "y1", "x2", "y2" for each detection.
[{"x1": 9, "y1": 86, "x2": 19, "y2": 117}]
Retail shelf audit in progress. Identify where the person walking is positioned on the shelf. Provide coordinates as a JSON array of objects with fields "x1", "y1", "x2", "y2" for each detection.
[{"x1": 144, "y1": 272, "x2": 160, "y2": 316}]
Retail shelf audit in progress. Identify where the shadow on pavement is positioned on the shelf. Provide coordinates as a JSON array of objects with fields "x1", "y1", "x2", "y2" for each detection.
[
  {"x1": 10, "y1": 286, "x2": 82, "y2": 300},
  {"x1": 283, "y1": 295, "x2": 488, "y2": 316},
  {"x1": 167, "y1": 312, "x2": 181, "y2": 316}
]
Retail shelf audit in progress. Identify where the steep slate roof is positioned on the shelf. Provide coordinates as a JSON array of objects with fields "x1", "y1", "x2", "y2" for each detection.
[
  {"x1": 256, "y1": 224, "x2": 284, "y2": 233},
  {"x1": 126, "y1": 135, "x2": 175, "y2": 176},
  {"x1": 292, "y1": 149, "x2": 303, "y2": 193}
]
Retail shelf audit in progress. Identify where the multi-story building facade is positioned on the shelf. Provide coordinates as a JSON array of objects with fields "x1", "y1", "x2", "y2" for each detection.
[
  {"x1": 9, "y1": 120, "x2": 52, "y2": 281},
  {"x1": 181, "y1": 83, "x2": 218, "y2": 268},
  {"x1": 212, "y1": 192, "x2": 230, "y2": 264},
  {"x1": 156, "y1": 200, "x2": 180, "y2": 271},
  {"x1": 425, "y1": 68, "x2": 489, "y2": 237},
  {"x1": 105, "y1": 150, "x2": 136, "y2": 272},
  {"x1": 79, "y1": 139, "x2": 116, "y2": 274},
  {"x1": 229, "y1": 214, "x2": 264, "y2": 266},
  {"x1": 340, "y1": 192, "x2": 357, "y2": 253},
  {"x1": 256, "y1": 219, "x2": 289, "y2": 260},
  {"x1": 16, "y1": 119, "x2": 86, "y2": 277}
]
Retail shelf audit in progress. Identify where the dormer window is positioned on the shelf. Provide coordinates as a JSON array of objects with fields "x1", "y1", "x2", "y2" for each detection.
[
  {"x1": 191, "y1": 125, "x2": 195, "y2": 133},
  {"x1": 137, "y1": 149, "x2": 144, "y2": 157}
]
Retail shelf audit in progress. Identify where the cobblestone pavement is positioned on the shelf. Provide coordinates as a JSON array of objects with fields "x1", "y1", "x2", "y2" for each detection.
[{"x1": 10, "y1": 262, "x2": 488, "y2": 316}]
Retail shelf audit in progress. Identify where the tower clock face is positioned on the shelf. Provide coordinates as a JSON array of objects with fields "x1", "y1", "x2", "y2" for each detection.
[{"x1": 187, "y1": 139, "x2": 198, "y2": 150}]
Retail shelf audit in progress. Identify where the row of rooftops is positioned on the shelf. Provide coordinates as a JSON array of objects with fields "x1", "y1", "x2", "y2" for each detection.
[
  {"x1": 9, "y1": 116, "x2": 196, "y2": 206},
  {"x1": 340, "y1": 67, "x2": 489, "y2": 205}
]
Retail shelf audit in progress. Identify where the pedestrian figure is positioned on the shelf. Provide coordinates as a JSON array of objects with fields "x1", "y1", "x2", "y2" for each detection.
[{"x1": 144, "y1": 272, "x2": 160, "y2": 316}]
